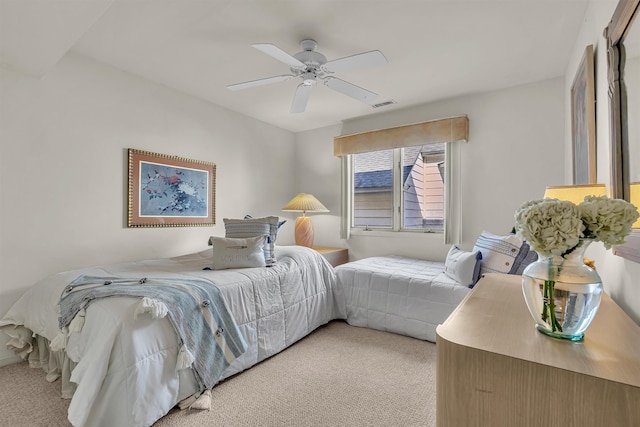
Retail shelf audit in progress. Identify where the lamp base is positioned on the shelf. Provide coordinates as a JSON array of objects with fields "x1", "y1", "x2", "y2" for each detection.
[{"x1": 294, "y1": 216, "x2": 314, "y2": 248}]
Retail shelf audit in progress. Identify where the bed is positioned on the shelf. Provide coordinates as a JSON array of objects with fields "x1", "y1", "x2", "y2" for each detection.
[
  {"x1": 334, "y1": 231, "x2": 537, "y2": 342},
  {"x1": 0, "y1": 245, "x2": 345, "y2": 427},
  {"x1": 334, "y1": 255, "x2": 472, "y2": 342}
]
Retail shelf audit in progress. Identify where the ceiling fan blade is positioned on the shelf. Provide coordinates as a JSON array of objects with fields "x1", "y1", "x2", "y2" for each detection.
[
  {"x1": 252, "y1": 43, "x2": 306, "y2": 68},
  {"x1": 323, "y1": 77, "x2": 378, "y2": 104},
  {"x1": 290, "y1": 83, "x2": 312, "y2": 113},
  {"x1": 227, "y1": 74, "x2": 294, "y2": 91},
  {"x1": 323, "y1": 50, "x2": 387, "y2": 73}
]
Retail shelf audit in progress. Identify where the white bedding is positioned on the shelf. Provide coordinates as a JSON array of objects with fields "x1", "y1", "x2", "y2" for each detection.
[
  {"x1": 1, "y1": 245, "x2": 345, "y2": 427},
  {"x1": 334, "y1": 256, "x2": 470, "y2": 342}
]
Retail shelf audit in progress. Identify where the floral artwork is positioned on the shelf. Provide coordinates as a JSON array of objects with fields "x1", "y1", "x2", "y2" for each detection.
[
  {"x1": 140, "y1": 162, "x2": 208, "y2": 217},
  {"x1": 128, "y1": 149, "x2": 216, "y2": 227}
]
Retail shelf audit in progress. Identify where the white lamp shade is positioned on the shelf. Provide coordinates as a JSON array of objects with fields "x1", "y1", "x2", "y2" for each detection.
[
  {"x1": 631, "y1": 182, "x2": 640, "y2": 229},
  {"x1": 282, "y1": 193, "x2": 329, "y2": 213},
  {"x1": 543, "y1": 184, "x2": 607, "y2": 204}
]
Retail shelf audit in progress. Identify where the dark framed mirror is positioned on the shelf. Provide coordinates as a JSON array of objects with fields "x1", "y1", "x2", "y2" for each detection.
[{"x1": 604, "y1": 0, "x2": 640, "y2": 262}]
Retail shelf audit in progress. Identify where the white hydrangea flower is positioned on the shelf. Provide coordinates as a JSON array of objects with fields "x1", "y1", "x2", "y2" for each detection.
[
  {"x1": 579, "y1": 196, "x2": 640, "y2": 249},
  {"x1": 515, "y1": 199, "x2": 583, "y2": 257},
  {"x1": 515, "y1": 195, "x2": 639, "y2": 256}
]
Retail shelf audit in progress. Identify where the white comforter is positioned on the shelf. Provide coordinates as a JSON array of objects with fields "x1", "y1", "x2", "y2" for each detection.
[
  {"x1": 335, "y1": 256, "x2": 470, "y2": 342},
  {"x1": 1, "y1": 245, "x2": 345, "y2": 427}
]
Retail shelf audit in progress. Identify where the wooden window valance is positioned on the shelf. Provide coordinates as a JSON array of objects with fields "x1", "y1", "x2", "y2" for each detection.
[{"x1": 333, "y1": 115, "x2": 469, "y2": 157}]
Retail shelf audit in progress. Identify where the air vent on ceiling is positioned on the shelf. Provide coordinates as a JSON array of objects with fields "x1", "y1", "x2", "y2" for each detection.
[{"x1": 371, "y1": 100, "x2": 396, "y2": 108}]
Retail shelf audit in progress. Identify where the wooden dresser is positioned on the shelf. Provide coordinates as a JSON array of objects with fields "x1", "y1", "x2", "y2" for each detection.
[{"x1": 436, "y1": 273, "x2": 640, "y2": 427}]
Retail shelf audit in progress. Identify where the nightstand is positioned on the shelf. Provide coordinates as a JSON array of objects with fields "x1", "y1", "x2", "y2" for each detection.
[{"x1": 312, "y1": 246, "x2": 349, "y2": 267}]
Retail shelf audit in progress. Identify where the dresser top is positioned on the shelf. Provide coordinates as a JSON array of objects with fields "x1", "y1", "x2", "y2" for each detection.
[{"x1": 436, "y1": 273, "x2": 640, "y2": 387}]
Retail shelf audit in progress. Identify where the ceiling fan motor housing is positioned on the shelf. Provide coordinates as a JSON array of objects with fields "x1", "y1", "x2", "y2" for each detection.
[{"x1": 292, "y1": 39, "x2": 328, "y2": 79}]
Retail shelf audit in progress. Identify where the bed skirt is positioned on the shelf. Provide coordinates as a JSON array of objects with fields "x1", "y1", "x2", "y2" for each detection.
[{"x1": 3, "y1": 324, "x2": 77, "y2": 399}]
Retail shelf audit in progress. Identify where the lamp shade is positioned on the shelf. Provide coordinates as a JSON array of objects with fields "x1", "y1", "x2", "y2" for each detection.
[
  {"x1": 282, "y1": 194, "x2": 328, "y2": 248},
  {"x1": 282, "y1": 193, "x2": 329, "y2": 214},
  {"x1": 631, "y1": 182, "x2": 640, "y2": 229},
  {"x1": 543, "y1": 184, "x2": 606, "y2": 204}
]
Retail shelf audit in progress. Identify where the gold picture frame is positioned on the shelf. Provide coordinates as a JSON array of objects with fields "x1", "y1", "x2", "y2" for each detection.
[
  {"x1": 127, "y1": 149, "x2": 216, "y2": 227},
  {"x1": 571, "y1": 44, "x2": 597, "y2": 184}
]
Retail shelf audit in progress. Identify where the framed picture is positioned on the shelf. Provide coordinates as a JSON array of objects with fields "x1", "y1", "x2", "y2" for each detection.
[
  {"x1": 127, "y1": 149, "x2": 216, "y2": 227},
  {"x1": 571, "y1": 44, "x2": 596, "y2": 184}
]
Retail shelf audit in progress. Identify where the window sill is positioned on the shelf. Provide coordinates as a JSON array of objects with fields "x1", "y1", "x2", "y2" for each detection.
[{"x1": 349, "y1": 228, "x2": 443, "y2": 239}]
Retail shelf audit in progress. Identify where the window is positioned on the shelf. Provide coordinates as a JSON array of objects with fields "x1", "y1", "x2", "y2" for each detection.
[
  {"x1": 335, "y1": 116, "x2": 467, "y2": 243},
  {"x1": 353, "y1": 149, "x2": 394, "y2": 228},
  {"x1": 351, "y1": 143, "x2": 446, "y2": 232}
]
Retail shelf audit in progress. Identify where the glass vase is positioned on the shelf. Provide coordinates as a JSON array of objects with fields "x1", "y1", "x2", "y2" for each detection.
[{"x1": 521, "y1": 239, "x2": 603, "y2": 341}]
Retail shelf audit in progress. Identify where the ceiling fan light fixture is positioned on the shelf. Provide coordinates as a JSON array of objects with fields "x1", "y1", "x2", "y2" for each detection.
[{"x1": 301, "y1": 72, "x2": 316, "y2": 85}]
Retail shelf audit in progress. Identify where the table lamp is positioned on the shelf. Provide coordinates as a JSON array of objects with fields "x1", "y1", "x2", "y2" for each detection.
[
  {"x1": 543, "y1": 184, "x2": 606, "y2": 204},
  {"x1": 282, "y1": 193, "x2": 329, "y2": 247},
  {"x1": 631, "y1": 182, "x2": 640, "y2": 229}
]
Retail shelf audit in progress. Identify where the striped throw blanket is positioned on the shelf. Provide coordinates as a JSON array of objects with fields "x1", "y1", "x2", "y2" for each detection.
[{"x1": 58, "y1": 275, "x2": 247, "y2": 392}]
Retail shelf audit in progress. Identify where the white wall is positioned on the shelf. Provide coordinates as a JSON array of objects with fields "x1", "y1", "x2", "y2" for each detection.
[
  {"x1": 564, "y1": 0, "x2": 640, "y2": 325},
  {"x1": 0, "y1": 53, "x2": 296, "y2": 365},
  {"x1": 293, "y1": 124, "x2": 344, "y2": 247},
  {"x1": 297, "y1": 78, "x2": 566, "y2": 262}
]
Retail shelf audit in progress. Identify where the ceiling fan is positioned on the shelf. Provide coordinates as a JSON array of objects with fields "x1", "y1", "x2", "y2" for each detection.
[{"x1": 227, "y1": 39, "x2": 388, "y2": 113}]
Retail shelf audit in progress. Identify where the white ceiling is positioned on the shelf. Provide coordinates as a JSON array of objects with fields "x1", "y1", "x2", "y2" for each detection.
[{"x1": 0, "y1": 0, "x2": 590, "y2": 133}]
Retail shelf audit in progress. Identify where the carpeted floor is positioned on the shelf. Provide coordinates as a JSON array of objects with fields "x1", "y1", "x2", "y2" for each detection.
[{"x1": 0, "y1": 320, "x2": 437, "y2": 427}]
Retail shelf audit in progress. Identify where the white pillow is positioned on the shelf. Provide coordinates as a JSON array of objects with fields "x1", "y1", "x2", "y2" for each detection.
[
  {"x1": 444, "y1": 245, "x2": 482, "y2": 287},
  {"x1": 472, "y1": 230, "x2": 523, "y2": 276},
  {"x1": 210, "y1": 235, "x2": 267, "y2": 270}
]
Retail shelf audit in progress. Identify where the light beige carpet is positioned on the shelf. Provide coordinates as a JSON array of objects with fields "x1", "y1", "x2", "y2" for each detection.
[{"x1": 0, "y1": 320, "x2": 437, "y2": 427}]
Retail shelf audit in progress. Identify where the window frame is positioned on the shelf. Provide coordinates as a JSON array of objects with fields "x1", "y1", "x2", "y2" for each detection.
[{"x1": 348, "y1": 143, "x2": 451, "y2": 234}]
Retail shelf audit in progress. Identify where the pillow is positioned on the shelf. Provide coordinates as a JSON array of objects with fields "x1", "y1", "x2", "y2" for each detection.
[
  {"x1": 244, "y1": 214, "x2": 286, "y2": 234},
  {"x1": 472, "y1": 230, "x2": 524, "y2": 276},
  {"x1": 210, "y1": 235, "x2": 266, "y2": 270},
  {"x1": 510, "y1": 241, "x2": 539, "y2": 275},
  {"x1": 223, "y1": 216, "x2": 280, "y2": 265},
  {"x1": 443, "y1": 245, "x2": 483, "y2": 287}
]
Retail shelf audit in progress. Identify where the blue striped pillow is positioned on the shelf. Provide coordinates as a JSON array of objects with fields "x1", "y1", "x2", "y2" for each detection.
[
  {"x1": 472, "y1": 231, "x2": 523, "y2": 276},
  {"x1": 510, "y1": 242, "x2": 538, "y2": 275},
  {"x1": 223, "y1": 216, "x2": 279, "y2": 265}
]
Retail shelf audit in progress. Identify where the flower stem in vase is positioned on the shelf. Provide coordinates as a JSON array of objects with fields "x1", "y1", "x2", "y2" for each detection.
[
  {"x1": 543, "y1": 261, "x2": 562, "y2": 332},
  {"x1": 541, "y1": 280, "x2": 550, "y2": 323}
]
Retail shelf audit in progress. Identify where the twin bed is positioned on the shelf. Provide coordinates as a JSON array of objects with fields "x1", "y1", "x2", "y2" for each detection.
[
  {"x1": 1, "y1": 231, "x2": 527, "y2": 427},
  {"x1": 334, "y1": 255, "x2": 472, "y2": 342}
]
